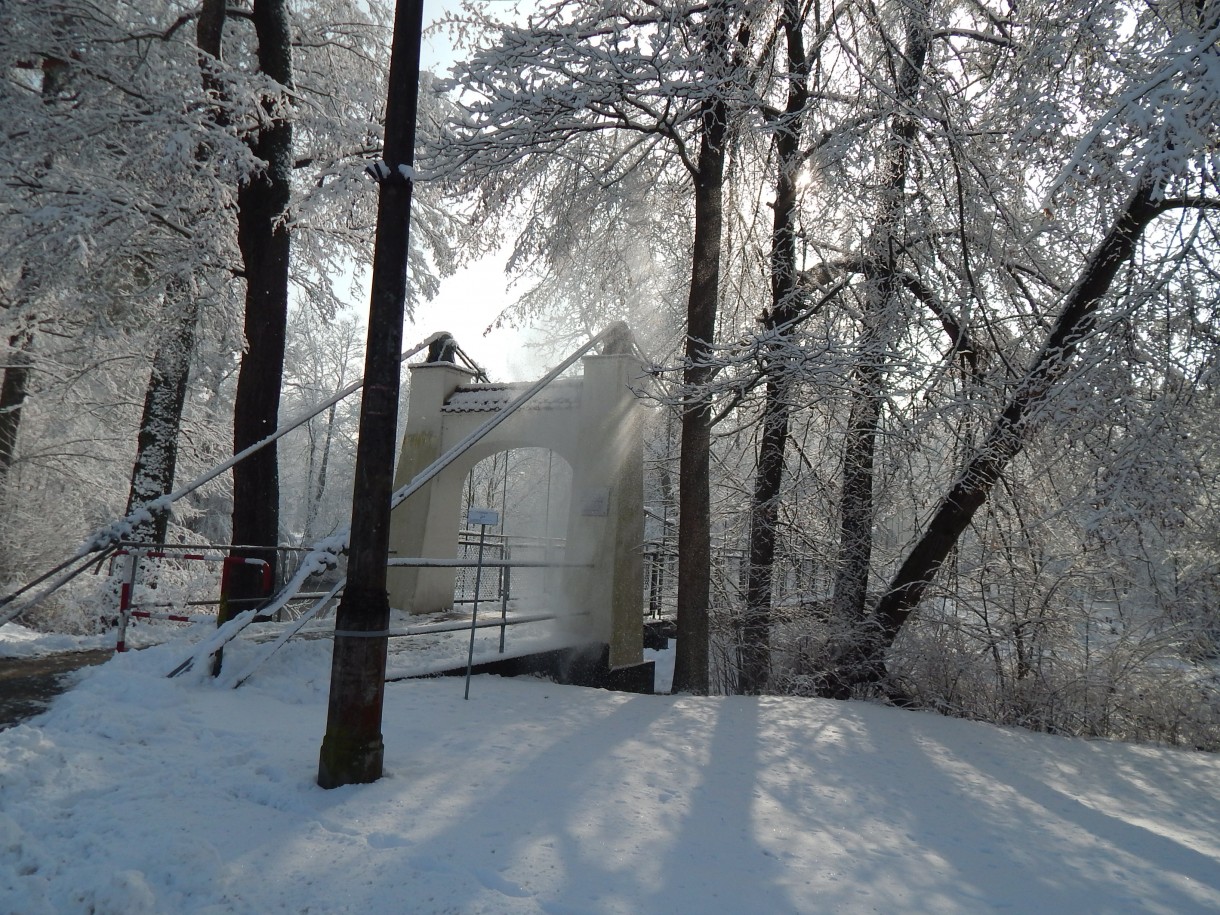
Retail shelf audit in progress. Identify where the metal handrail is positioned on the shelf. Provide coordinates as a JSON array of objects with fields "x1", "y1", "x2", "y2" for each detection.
[
  {"x1": 386, "y1": 558, "x2": 591, "y2": 569},
  {"x1": 115, "y1": 540, "x2": 317, "y2": 554},
  {"x1": 388, "y1": 610, "x2": 567, "y2": 638}
]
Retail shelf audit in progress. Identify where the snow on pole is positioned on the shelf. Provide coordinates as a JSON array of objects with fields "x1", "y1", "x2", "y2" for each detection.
[
  {"x1": 222, "y1": 576, "x2": 347, "y2": 690},
  {"x1": 91, "y1": 332, "x2": 446, "y2": 557},
  {"x1": 0, "y1": 547, "x2": 116, "y2": 629}
]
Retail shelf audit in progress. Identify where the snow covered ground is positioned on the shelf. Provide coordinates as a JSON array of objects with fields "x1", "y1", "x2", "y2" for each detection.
[
  {"x1": 2, "y1": 627, "x2": 1219, "y2": 914},
  {"x1": 0, "y1": 622, "x2": 123, "y2": 659}
]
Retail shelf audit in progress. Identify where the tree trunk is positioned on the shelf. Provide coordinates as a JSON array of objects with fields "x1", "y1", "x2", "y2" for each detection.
[
  {"x1": 829, "y1": 0, "x2": 930, "y2": 655},
  {"x1": 303, "y1": 402, "x2": 337, "y2": 540},
  {"x1": 228, "y1": 0, "x2": 293, "y2": 607},
  {"x1": 124, "y1": 281, "x2": 200, "y2": 545},
  {"x1": 671, "y1": 6, "x2": 731, "y2": 696},
  {"x1": 0, "y1": 59, "x2": 69, "y2": 487},
  {"x1": 737, "y1": 0, "x2": 809, "y2": 695},
  {"x1": 0, "y1": 331, "x2": 33, "y2": 481},
  {"x1": 831, "y1": 379, "x2": 882, "y2": 624}
]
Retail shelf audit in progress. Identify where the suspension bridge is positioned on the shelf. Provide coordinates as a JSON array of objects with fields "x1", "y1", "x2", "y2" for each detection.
[{"x1": 0, "y1": 323, "x2": 669, "y2": 701}]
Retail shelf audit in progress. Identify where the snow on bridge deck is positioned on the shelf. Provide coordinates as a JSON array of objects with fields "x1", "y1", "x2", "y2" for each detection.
[{"x1": 231, "y1": 605, "x2": 586, "y2": 682}]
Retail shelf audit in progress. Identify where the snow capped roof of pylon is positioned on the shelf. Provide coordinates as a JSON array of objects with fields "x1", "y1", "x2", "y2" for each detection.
[{"x1": 442, "y1": 379, "x2": 582, "y2": 413}]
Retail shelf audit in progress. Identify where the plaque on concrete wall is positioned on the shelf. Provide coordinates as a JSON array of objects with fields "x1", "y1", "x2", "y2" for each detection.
[{"x1": 580, "y1": 487, "x2": 611, "y2": 517}]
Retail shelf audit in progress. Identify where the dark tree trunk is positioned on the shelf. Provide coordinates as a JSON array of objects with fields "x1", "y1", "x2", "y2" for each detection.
[
  {"x1": 0, "y1": 60, "x2": 68, "y2": 487},
  {"x1": 831, "y1": 376, "x2": 882, "y2": 622},
  {"x1": 0, "y1": 331, "x2": 32, "y2": 481},
  {"x1": 197, "y1": 0, "x2": 225, "y2": 62},
  {"x1": 737, "y1": 0, "x2": 809, "y2": 695},
  {"x1": 672, "y1": 10, "x2": 730, "y2": 695},
  {"x1": 737, "y1": 371, "x2": 788, "y2": 693},
  {"x1": 124, "y1": 282, "x2": 200, "y2": 545},
  {"x1": 829, "y1": 0, "x2": 930, "y2": 642},
  {"x1": 228, "y1": 0, "x2": 293, "y2": 607}
]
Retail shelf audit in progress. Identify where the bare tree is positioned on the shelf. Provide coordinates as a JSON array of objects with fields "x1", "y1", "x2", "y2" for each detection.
[
  {"x1": 226, "y1": 0, "x2": 295, "y2": 604},
  {"x1": 124, "y1": 0, "x2": 229, "y2": 546}
]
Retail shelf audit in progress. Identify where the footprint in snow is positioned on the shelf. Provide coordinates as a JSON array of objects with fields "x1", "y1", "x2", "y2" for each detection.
[
  {"x1": 367, "y1": 832, "x2": 414, "y2": 849},
  {"x1": 475, "y1": 867, "x2": 533, "y2": 898}
]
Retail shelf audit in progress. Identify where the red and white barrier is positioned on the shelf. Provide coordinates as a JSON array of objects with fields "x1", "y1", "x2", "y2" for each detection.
[{"x1": 113, "y1": 548, "x2": 272, "y2": 652}]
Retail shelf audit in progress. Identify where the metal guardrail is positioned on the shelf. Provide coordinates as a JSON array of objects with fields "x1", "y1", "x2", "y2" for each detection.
[{"x1": 387, "y1": 558, "x2": 591, "y2": 568}]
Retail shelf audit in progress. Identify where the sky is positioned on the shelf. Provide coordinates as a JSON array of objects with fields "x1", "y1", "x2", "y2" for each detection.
[
  {"x1": 3, "y1": 620, "x2": 1220, "y2": 914},
  {"x1": 406, "y1": 252, "x2": 545, "y2": 381},
  {"x1": 330, "y1": 1, "x2": 539, "y2": 384},
  {"x1": 334, "y1": 0, "x2": 611, "y2": 383},
  {"x1": 403, "y1": 0, "x2": 544, "y2": 382}
]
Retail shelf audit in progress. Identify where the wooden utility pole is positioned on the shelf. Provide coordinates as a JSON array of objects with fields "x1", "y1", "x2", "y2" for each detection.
[{"x1": 317, "y1": 0, "x2": 424, "y2": 789}]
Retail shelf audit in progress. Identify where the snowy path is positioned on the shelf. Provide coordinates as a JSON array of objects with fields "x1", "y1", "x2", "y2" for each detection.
[
  {"x1": 0, "y1": 650, "x2": 111, "y2": 730},
  {"x1": 1, "y1": 636, "x2": 1218, "y2": 914}
]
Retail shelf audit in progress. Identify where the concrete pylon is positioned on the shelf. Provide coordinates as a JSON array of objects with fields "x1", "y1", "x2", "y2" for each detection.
[
  {"x1": 559, "y1": 352, "x2": 644, "y2": 668},
  {"x1": 386, "y1": 360, "x2": 474, "y2": 616}
]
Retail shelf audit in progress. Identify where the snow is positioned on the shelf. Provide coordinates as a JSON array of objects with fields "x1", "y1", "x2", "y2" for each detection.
[
  {"x1": 2, "y1": 632, "x2": 1220, "y2": 914},
  {"x1": 0, "y1": 623, "x2": 116, "y2": 659},
  {"x1": 0, "y1": 621, "x2": 174, "y2": 660}
]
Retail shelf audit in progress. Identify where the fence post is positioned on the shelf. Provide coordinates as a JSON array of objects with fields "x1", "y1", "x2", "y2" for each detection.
[
  {"x1": 499, "y1": 545, "x2": 511, "y2": 654},
  {"x1": 115, "y1": 549, "x2": 141, "y2": 653},
  {"x1": 464, "y1": 509, "x2": 498, "y2": 699}
]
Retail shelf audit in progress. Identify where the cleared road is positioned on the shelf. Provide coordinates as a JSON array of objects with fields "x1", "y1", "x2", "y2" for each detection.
[{"x1": 0, "y1": 650, "x2": 112, "y2": 730}]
